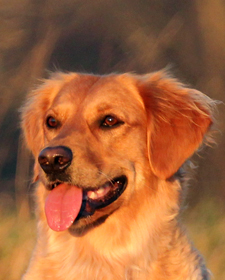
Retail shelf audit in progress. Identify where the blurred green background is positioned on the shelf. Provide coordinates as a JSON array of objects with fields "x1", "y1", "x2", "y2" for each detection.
[{"x1": 0, "y1": 0, "x2": 225, "y2": 279}]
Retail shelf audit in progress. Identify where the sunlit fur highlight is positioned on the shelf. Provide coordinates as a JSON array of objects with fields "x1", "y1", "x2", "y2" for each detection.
[{"x1": 21, "y1": 71, "x2": 215, "y2": 280}]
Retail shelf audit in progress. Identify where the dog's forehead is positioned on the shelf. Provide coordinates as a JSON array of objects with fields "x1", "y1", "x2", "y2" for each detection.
[
  {"x1": 52, "y1": 74, "x2": 100, "y2": 104},
  {"x1": 53, "y1": 73, "x2": 144, "y2": 110}
]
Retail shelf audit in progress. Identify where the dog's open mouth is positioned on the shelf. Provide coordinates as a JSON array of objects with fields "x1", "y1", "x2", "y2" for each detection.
[{"x1": 45, "y1": 176, "x2": 127, "y2": 232}]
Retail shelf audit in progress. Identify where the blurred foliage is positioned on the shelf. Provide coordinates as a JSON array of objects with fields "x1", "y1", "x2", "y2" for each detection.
[
  {"x1": 0, "y1": 0, "x2": 225, "y2": 279},
  {"x1": 185, "y1": 199, "x2": 225, "y2": 279},
  {"x1": 0, "y1": 202, "x2": 35, "y2": 280}
]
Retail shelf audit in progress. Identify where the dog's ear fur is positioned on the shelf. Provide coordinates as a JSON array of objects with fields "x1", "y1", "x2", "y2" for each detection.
[
  {"x1": 137, "y1": 71, "x2": 214, "y2": 180},
  {"x1": 21, "y1": 82, "x2": 53, "y2": 157},
  {"x1": 21, "y1": 81, "x2": 56, "y2": 181},
  {"x1": 21, "y1": 72, "x2": 75, "y2": 156},
  {"x1": 21, "y1": 73, "x2": 76, "y2": 181}
]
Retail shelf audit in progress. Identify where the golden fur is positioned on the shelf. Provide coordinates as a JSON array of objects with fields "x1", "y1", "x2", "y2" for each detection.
[{"x1": 21, "y1": 71, "x2": 215, "y2": 280}]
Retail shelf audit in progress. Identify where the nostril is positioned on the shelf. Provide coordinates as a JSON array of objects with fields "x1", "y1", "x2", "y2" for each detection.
[
  {"x1": 38, "y1": 146, "x2": 73, "y2": 174},
  {"x1": 53, "y1": 155, "x2": 71, "y2": 170},
  {"x1": 55, "y1": 155, "x2": 70, "y2": 166},
  {"x1": 38, "y1": 156, "x2": 50, "y2": 166}
]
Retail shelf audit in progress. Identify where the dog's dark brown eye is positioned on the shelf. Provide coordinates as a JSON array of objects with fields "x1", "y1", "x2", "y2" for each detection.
[
  {"x1": 101, "y1": 115, "x2": 122, "y2": 128},
  {"x1": 46, "y1": 116, "x2": 59, "y2": 129}
]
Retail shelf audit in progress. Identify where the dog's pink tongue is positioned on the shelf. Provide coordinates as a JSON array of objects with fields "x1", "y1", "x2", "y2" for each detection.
[{"x1": 45, "y1": 184, "x2": 82, "y2": 232}]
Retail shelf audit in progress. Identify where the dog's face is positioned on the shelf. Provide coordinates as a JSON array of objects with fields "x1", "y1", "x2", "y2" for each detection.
[{"x1": 22, "y1": 71, "x2": 212, "y2": 236}]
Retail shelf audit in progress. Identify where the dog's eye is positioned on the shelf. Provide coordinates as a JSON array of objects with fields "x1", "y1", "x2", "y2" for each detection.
[
  {"x1": 46, "y1": 116, "x2": 60, "y2": 129},
  {"x1": 101, "y1": 115, "x2": 122, "y2": 128}
]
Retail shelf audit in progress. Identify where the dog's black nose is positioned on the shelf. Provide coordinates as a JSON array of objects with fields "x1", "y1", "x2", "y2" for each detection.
[{"x1": 38, "y1": 146, "x2": 73, "y2": 174}]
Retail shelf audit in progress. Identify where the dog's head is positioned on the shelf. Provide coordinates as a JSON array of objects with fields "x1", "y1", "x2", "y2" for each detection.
[{"x1": 21, "y1": 71, "x2": 214, "y2": 236}]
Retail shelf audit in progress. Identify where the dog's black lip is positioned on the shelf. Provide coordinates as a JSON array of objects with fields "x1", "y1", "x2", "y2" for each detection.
[
  {"x1": 47, "y1": 176, "x2": 127, "y2": 193},
  {"x1": 76, "y1": 175, "x2": 127, "y2": 221},
  {"x1": 46, "y1": 175, "x2": 128, "y2": 220},
  {"x1": 84, "y1": 175, "x2": 127, "y2": 205}
]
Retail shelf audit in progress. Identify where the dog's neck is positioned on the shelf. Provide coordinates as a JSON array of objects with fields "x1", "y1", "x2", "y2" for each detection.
[{"x1": 22, "y1": 177, "x2": 208, "y2": 280}]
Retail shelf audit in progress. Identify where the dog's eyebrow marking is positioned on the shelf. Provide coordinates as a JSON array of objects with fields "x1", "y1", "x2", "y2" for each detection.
[{"x1": 96, "y1": 104, "x2": 115, "y2": 112}]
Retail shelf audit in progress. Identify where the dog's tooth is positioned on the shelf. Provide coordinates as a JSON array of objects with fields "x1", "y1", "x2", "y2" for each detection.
[
  {"x1": 87, "y1": 191, "x2": 98, "y2": 200},
  {"x1": 87, "y1": 186, "x2": 110, "y2": 200},
  {"x1": 96, "y1": 187, "x2": 105, "y2": 195}
]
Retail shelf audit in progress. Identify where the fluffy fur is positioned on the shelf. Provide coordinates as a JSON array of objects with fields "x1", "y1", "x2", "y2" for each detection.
[{"x1": 21, "y1": 71, "x2": 215, "y2": 280}]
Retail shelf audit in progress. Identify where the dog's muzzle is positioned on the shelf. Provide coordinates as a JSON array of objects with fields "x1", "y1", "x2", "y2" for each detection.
[{"x1": 38, "y1": 146, "x2": 127, "y2": 231}]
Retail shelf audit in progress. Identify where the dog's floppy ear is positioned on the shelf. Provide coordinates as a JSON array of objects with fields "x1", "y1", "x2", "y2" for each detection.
[
  {"x1": 21, "y1": 73, "x2": 71, "y2": 181},
  {"x1": 21, "y1": 80, "x2": 57, "y2": 181},
  {"x1": 20, "y1": 86, "x2": 46, "y2": 181},
  {"x1": 21, "y1": 72, "x2": 74, "y2": 157},
  {"x1": 137, "y1": 71, "x2": 214, "y2": 180},
  {"x1": 21, "y1": 82, "x2": 52, "y2": 157}
]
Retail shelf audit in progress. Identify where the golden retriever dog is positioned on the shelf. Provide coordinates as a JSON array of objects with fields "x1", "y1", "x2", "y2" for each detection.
[{"x1": 21, "y1": 71, "x2": 215, "y2": 280}]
